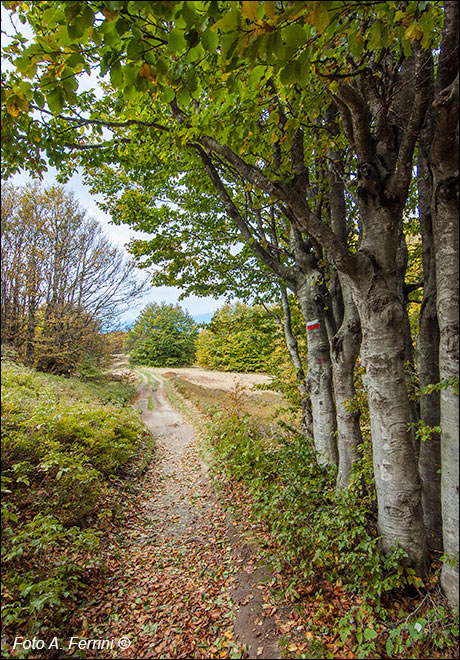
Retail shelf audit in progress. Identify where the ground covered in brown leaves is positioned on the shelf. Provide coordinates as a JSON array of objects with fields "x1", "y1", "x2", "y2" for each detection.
[
  {"x1": 72, "y1": 371, "x2": 285, "y2": 659},
  {"x1": 66, "y1": 368, "x2": 457, "y2": 660}
]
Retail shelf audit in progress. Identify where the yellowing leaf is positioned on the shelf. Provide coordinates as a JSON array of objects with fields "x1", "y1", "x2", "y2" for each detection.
[
  {"x1": 405, "y1": 21, "x2": 423, "y2": 41},
  {"x1": 6, "y1": 93, "x2": 28, "y2": 117},
  {"x1": 101, "y1": 7, "x2": 119, "y2": 21},
  {"x1": 139, "y1": 62, "x2": 154, "y2": 80},
  {"x1": 6, "y1": 100, "x2": 21, "y2": 117},
  {"x1": 264, "y1": 1, "x2": 275, "y2": 20},
  {"x1": 313, "y1": 2, "x2": 330, "y2": 33},
  {"x1": 242, "y1": 1, "x2": 259, "y2": 22}
]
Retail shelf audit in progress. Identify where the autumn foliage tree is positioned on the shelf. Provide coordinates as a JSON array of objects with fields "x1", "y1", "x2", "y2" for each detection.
[
  {"x1": 1, "y1": 1, "x2": 458, "y2": 603},
  {"x1": 0, "y1": 182, "x2": 147, "y2": 373},
  {"x1": 196, "y1": 302, "x2": 280, "y2": 373}
]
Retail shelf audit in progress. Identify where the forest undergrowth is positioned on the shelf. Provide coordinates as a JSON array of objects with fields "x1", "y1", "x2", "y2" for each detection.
[
  {"x1": 166, "y1": 374, "x2": 459, "y2": 659},
  {"x1": 1, "y1": 360, "x2": 152, "y2": 656}
]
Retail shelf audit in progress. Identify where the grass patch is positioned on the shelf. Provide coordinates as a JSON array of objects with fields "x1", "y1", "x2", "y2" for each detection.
[
  {"x1": 135, "y1": 369, "x2": 160, "y2": 410},
  {"x1": 163, "y1": 373, "x2": 287, "y2": 427},
  {"x1": 147, "y1": 379, "x2": 159, "y2": 411},
  {"x1": 147, "y1": 391, "x2": 156, "y2": 410}
]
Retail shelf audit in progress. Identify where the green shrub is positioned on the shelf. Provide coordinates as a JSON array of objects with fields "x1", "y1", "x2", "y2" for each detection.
[
  {"x1": 195, "y1": 302, "x2": 280, "y2": 373},
  {"x1": 206, "y1": 410, "x2": 459, "y2": 658},
  {"x1": 207, "y1": 412, "x2": 408, "y2": 598},
  {"x1": 1, "y1": 362, "x2": 146, "y2": 642},
  {"x1": 1, "y1": 508, "x2": 100, "y2": 638}
]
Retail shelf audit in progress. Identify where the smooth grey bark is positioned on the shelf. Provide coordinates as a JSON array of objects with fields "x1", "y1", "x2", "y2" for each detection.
[
  {"x1": 417, "y1": 119, "x2": 443, "y2": 552},
  {"x1": 279, "y1": 286, "x2": 313, "y2": 435},
  {"x1": 288, "y1": 226, "x2": 338, "y2": 466},
  {"x1": 350, "y1": 253, "x2": 426, "y2": 574},
  {"x1": 295, "y1": 274, "x2": 338, "y2": 466},
  {"x1": 331, "y1": 277, "x2": 362, "y2": 491},
  {"x1": 327, "y1": 132, "x2": 363, "y2": 490},
  {"x1": 429, "y1": 0, "x2": 459, "y2": 605}
]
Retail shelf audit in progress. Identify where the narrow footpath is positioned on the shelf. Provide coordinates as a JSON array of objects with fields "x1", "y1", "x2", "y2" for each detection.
[{"x1": 79, "y1": 371, "x2": 284, "y2": 659}]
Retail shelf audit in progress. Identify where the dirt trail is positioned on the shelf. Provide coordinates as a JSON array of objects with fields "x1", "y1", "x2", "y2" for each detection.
[
  {"x1": 137, "y1": 371, "x2": 283, "y2": 659},
  {"x1": 81, "y1": 370, "x2": 284, "y2": 659}
]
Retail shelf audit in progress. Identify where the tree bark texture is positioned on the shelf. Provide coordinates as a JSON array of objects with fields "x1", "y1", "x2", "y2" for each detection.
[
  {"x1": 332, "y1": 277, "x2": 362, "y2": 491},
  {"x1": 327, "y1": 133, "x2": 363, "y2": 490},
  {"x1": 331, "y1": 46, "x2": 432, "y2": 572},
  {"x1": 430, "y1": 1, "x2": 459, "y2": 604},
  {"x1": 352, "y1": 265, "x2": 427, "y2": 574},
  {"x1": 296, "y1": 276, "x2": 338, "y2": 466},
  {"x1": 417, "y1": 127, "x2": 443, "y2": 552}
]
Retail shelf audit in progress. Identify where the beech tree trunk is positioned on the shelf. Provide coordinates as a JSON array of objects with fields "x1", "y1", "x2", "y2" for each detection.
[
  {"x1": 432, "y1": 157, "x2": 459, "y2": 604},
  {"x1": 296, "y1": 275, "x2": 338, "y2": 466},
  {"x1": 327, "y1": 131, "x2": 363, "y2": 489},
  {"x1": 429, "y1": 11, "x2": 459, "y2": 605},
  {"x1": 348, "y1": 202, "x2": 426, "y2": 573},
  {"x1": 352, "y1": 264, "x2": 427, "y2": 574},
  {"x1": 332, "y1": 278, "x2": 362, "y2": 491},
  {"x1": 428, "y1": 0, "x2": 459, "y2": 606},
  {"x1": 327, "y1": 43, "x2": 433, "y2": 572},
  {"x1": 417, "y1": 127, "x2": 442, "y2": 552},
  {"x1": 279, "y1": 286, "x2": 313, "y2": 435}
]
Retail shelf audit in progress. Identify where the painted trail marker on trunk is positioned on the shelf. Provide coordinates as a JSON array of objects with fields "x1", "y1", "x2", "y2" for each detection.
[{"x1": 307, "y1": 319, "x2": 320, "y2": 331}]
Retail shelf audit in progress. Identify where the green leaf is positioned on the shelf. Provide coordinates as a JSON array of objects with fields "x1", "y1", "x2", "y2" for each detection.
[
  {"x1": 181, "y1": 1, "x2": 198, "y2": 25},
  {"x1": 110, "y1": 62, "x2": 123, "y2": 87},
  {"x1": 283, "y1": 23, "x2": 307, "y2": 50},
  {"x1": 80, "y1": 5, "x2": 95, "y2": 29},
  {"x1": 201, "y1": 27, "x2": 219, "y2": 52},
  {"x1": 364, "y1": 627, "x2": 377, "y2": 641},
  {"x1": 248, "y1": 65, "x2": 266, "y2": 87},
  {"x1": 279, "y1": 60, "x2": 298, "y2": 85},
  {"x1": 122, "y1": 64, "x2": 138, "y2": 88},
  {"x1": 115, "y1": 18, "x2": 130, "y2": 36},
  {"x1": 34, "y1": 90, "x2": 45, "y2": 108},
  {"x1": 127, "y1": 38, "x2": 144, "y2": 61},
  {"x1": 186, "y1": 28, "x2": 199, "y2": 49},
  {"x1": 161, "y1": 87, "x2": 175, "y2": 103},
  {"x1": 220, "y1": 33, "x2": 239, "y2": 61},
  {"x1": 67, "y1": 20, "x2": 85, "y2": 40},
  {"x1": 46, "y1": 87, "x2": 64, "y2": 115},
  {"x1": 211, "y1": 8, "x2": 239, "y2": 33},
  {"x1": 168, "y1": 28, "x2": 187, "y2": 54},
  {"x1": 177, "y1": 87, "x2": 191, "y2": 107}
]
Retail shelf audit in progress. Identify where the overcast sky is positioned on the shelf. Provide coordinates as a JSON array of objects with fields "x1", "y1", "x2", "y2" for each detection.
[
  {"x1": 10, "y1": 167, "x2": 227, "y2": 326},
  {"x1": 2, "y1": 6, "x2": 228, "y2": 326}
]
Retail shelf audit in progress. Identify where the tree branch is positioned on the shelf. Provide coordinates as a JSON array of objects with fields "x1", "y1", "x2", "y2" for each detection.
[
  {"x1": 335, "y1": 81, "x2": 375, "y2": 162},
  {"x1": 193, "y1": 144, "x2": 298, "y2": 286},
  {"x1": 30, "y1": 104, "x2": 170, "y2": 132},
  {"x1": 390, "y1": 47, "x2": 433, "y2": 198}
]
